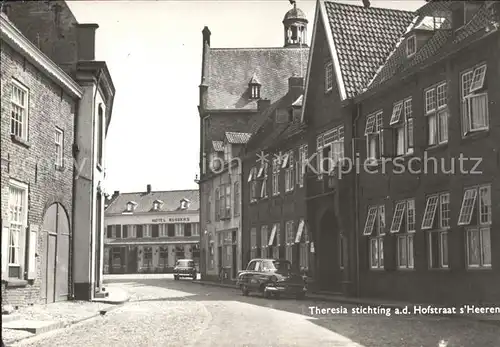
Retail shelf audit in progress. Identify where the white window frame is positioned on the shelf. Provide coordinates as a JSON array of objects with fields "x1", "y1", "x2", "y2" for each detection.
[
  {"x1": 365, "y1": 111, "x2": 383, "y2": 162},
  {"x1": 457, "y1": 185, "x2": 492, "y2": 269},
  {"x1": 392, "y1": 97, "x2": 414, "y2": 156},
  {"x1": 422, "y1": 192, "x2": 450, "y2": 269},
  {"x1": 175, "y1": 224, "x2": 185, "y2": 237},
  {"x1": 272, "y1": 158, "x2": 279, "y2": 196},
  {"x1": 460, "y1": 63, "x2": 489, "y2": 135},
  {"x1": 325, "y1": 60, "x2": 333, "y2": 93},
  {"x1": 10, "y1": 79, "x2": 29, "y2": 141},
  {"x1": 284, "y1": 150, "x2": 295, "y2": 192},
  {"x1": 406, "y1": 34, "x2": 416, "y2": 57},
  {"x1": 317, "y1": 125, "x2": 344, "y2": 178},
  {"x1": 364, "y1": 205, "x2": 385, "y2": 270},
  {"x1": 425, "y1": 82, "x2": 448, "y2": 146},
  {"x1": 297, "y1": 144, "x2": 308, "y2": 187},
  {"x1": 390, "y1": 198, "x2": 415, "y2": 269},
  {"x1": 298, "y1": 220, "x2": 309, "y2": 270},
  {"x1": 260, "y1": 163, "x2": 268, "y2": 199},
  {"x1": 55, "y1": 128, "x2": 64, "y2": 168},
  {"x1": 7, "y1": 180, "x2": 29, "y2": 279},
  {"x1": 285, "y1": 221, "x2": 294, "y2": 261},
  {"x1": 260, "y1": 226, "x2": 269, "y2": 258},
  {"x1": 272, "y1": 223, "x2": 280, "y2": 258}
]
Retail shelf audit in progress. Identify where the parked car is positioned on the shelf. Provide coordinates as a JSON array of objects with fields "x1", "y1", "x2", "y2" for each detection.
[
  {"x1": 236, "y1": 258, "x2": 307, "y2": 299},
  {"x1": 173, "y1": 259, "x2": 197, "y2": 280}
]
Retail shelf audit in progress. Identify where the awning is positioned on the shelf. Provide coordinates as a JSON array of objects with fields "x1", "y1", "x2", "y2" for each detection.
[
  {"x1": 257, "y1": 166, "x2": 264, "y2": 178},
  {"x1": 294, "y1": 220, "x2": 305, "y2": 243},
  {"x1": 268, "y1": 225, "x2": 277, "y2": 246},
  {"x1": 281, "y1": 153, "x2": 289, "y2": 168},
  {"x1": 247, "y1": 170, "x2": 254, "y2": 182}
]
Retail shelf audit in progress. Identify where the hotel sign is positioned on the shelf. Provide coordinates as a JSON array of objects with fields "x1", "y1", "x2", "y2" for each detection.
[{"x1": 152, "y1": 217, "x2": 191, "y2": 223}]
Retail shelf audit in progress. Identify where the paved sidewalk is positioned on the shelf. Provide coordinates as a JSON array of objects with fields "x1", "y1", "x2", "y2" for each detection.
[
  {"x1": 193, "y1": 280, "x2": 500, "y2": 326},
  {"x1": 2, "y1": 284, "x2": 130, "y2": 346}
]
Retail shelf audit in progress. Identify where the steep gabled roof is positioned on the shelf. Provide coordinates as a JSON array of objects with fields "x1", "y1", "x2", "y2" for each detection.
[
  {"x1": 366, "y1": 2, "x2": 496, "y2": 91},
  {"x1": 322, "y1": 1, "x2": 415, "y2": 98},
  {"x1": 205, "y1": 47, "x2": 309, "y2": 110},
  {"x1": 105, "y1": 189, "x2": 199, "y2": 214}
]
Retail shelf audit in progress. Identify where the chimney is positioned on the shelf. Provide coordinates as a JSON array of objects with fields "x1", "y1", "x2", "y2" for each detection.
[
  {"x1": 77, "y1": 23, "x2": 99, "y2": 61},
  {"x1": 258, "y1": 99, "x2": 271, "y2": 112},
  {"x1": 202, "y1": 26, "x2": 211, "y2": 47},
  {"x1": 112, "y1": 190, "x2": 120, "y2": 198},
  {"x1": 146, "y1": 184, "x2": 152, "y2": 194}
]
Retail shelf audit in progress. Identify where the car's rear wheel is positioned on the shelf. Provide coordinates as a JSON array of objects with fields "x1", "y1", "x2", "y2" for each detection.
[
  {"x1": 241, "y1": 284, "x2": 249, "y2": 296},
  {"x1": 174, "y1": 275, "x2": 179, "y2": 280},
  {"x1": 192, "y1": 273, "x2": 197, "y2": 280}
]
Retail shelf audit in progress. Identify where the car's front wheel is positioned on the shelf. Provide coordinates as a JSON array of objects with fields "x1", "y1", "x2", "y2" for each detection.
[{"x1": 174, "y1": 275, "x2": 179, "y2": 280}]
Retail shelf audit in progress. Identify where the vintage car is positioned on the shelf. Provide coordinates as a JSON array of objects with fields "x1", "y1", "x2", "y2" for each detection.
[
  {"x1": 173, "y1": 259, "x2": 197, "y2": 280},
  {"x1": 236, "y1": 258, "x2": 307, "y2": 299}
]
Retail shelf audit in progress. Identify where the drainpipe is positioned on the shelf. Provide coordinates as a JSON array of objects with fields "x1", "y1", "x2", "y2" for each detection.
[
  {"x1": 353, "y1": 102, "x2": 362, "y2": 298},
  {"x1": 90, "y1": 69, "x2": 103, "y2": 296}
]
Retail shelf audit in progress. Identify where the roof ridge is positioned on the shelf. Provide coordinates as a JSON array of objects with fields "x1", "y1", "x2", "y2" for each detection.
[
  {"x1": 117, "y1": 189, "x2": 199, "y2": 195},
  {"x1": 211, "y1": 47, "x2": 309, "y2": 51},
  {"x1": 325, "y1": 0, "x2": 415, "y2": 15}
]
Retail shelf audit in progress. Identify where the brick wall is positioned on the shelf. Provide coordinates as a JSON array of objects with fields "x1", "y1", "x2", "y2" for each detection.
[
  {"x1": 1, "y1": 43, "x2": 76, "y2": 307},
  {"x1": 356, "y1": 36, "x2": 500, "y2": 304}
]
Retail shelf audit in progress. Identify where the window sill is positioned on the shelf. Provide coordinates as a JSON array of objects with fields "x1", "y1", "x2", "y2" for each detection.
[
  {"x1": 369, "y1": 267, "x2": 385, "y2": 271},
  {"x1": 55, "y1": 164, "x2": 65, "y2": 172},
  {"x1": 425, "y1": 143, "x2": 448, "y2": 153},
  {"x1": 11, "y1": 135, "x2": 31, "y2": 148},
  {"x1": 428, "y1": 267, "x2": 450, "y2": 271},
  {"x1": 461, "y1": 130, "x2": 489, "y2": 143},
  {"x1": 4, "y1": 278, "x2": 29, "y2": 288},
  {"x1": 466, "y1": 266, "x2": 492, "y2": 271},
  {"x1": 396, "y1": 267, "x2": 415, "y2": 271},
  {"x1": 325, "y1": 88, "x2": 332, "y2": 95}
]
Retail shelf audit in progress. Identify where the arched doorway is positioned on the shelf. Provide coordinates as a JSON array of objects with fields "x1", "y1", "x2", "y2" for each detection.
[
  {"x1": 317, "y1": 209, "x2": 341, "y2": 291},
  {"x1": 40, "y1": 203, "x2": 70, "y2": 303}
]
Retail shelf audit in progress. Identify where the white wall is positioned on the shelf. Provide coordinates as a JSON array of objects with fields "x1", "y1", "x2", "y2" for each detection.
[{"x1": 105, "y1": 212, "x2": 199, "y2": 226}]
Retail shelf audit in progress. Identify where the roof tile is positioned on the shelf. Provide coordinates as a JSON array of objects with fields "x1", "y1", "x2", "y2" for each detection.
[
  {"x1": 225, "y1": 131, "x2": 252, "y2": 144},
  {"x1": 212, "y1": 140, "x2": 224, "y2": 152},
  {"x1": 105, "y1": 190, "x2": 199, "y2": 214}
]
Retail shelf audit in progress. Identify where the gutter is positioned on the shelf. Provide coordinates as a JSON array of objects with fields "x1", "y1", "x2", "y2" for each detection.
[{"x1": 353, "y1": 101, "x2": 362, "y2": 298}]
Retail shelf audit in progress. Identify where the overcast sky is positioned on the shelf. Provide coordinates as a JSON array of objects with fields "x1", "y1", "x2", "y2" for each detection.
[{"x1": 67, "y1": 0, "x2": 425, "y2": 194}]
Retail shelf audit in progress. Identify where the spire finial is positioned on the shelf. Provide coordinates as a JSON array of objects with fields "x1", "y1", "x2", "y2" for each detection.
[{"x1": 289, "y1": 0, "x2": 296, "y2": 9}]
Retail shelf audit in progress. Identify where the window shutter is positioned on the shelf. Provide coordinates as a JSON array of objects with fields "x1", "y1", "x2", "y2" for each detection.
[
  {"x1": 137, "y1": 225, "x2": 143, "y2": 238},
  {"x1": 2, "y1": 225, "x2": 10, "y2": 280},
  {"x1": 107, "y1": 225, "x2": 113, "y2": 238},
  {"x1": 26, "y1": 224, "x2": 39, "y2": 280},
  {"x1": 123, "y1": 225, "x2": 129, "y2": 238},
  {"x1": 152, "y1": 224, "x2": 159, "y2": 238},
  {"x1": 167, "y1": 224, "x2": 175, "y2": 237},
  {"x1": 116, "y1": 225, "x2": 122, "y2": 238},
  {"x1": 407, "y1": 118, "x2": 414, "y2": 148},
  {"x1": 185, "y1": 223, "x2": 192, "y2": 237},
  {"x1": 379, "y1": 130, "x2": 385, "y2": 157}
]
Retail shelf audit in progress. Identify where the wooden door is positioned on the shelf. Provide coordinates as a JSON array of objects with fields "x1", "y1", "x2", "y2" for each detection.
[
  {"x1": 42, "y1": 204, "x2": 57, "y2": 303},
  {"x1": 55, "y1": 205, "x2": 70, "y2": 301}
]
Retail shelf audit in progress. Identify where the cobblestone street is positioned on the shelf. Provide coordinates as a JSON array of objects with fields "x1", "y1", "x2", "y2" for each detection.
[{"x1": 7, "y1": 275, "x2": 499, "y2": 347}]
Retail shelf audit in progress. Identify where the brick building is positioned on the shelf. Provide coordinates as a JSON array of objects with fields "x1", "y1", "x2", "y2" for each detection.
[
  {"x1": 1, "y1": 12, "x2": 82, "y2": 306},
  {"x1": 104, "y1": 187, "x2": 200, "y2": 274},
  {"x1": 241, "y1": 77, "x2": 311, "y2": 276},
  {"x1": 354, "y1": 1, "x2": 500, "y2": 304},
  {"x1": 2, "y1": 0, "x2": 116, "y2": 304},
  {"x1": 198, "y1": 2, "x2": 309, "y2": 281}
]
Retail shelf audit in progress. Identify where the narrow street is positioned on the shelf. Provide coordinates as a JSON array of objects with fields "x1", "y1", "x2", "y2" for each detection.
[{"x1": 12, "y1": 275, "x2": 500, "y2": 347}]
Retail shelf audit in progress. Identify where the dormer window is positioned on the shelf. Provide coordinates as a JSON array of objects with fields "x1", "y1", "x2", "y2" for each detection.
[
  {"x1": 153, "y1": 200, "x2": 163, "y2": 211},
  {"x1": 406, "y1": 35, "x2": 416, "y2": 57},
  {"x1": 180, "y1": 199, "x2": 190, "y2": 210},
  {"x1": 249, "y1": 74, "x2": 261, "y2": 100},
  {"x1": 126, "y1": 201, "x2": 137, "y2": 212}
]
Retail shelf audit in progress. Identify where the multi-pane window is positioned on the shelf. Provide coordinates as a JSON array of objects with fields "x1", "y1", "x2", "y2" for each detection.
[
  {"x1": 260, "y1": 226, "x2": 269, "y2": 258},
  {"x1": 272, "y1": 157, "x2": 280, "y2": 196},
  {"x1": 296, "y1": 219, "x2": 309, "y2": 270},
  {"x1": 284, "y1": 150, "x2": 295, "y2": 192},
  {"x1": 271, "y1": 223, "x2": 280, "y2": 259},
  {"x1": 128, "y1": 225, "x2": 136, "y2": 238},
  {"x1": 260, "y1": 162, "x2": 268, "y2": 199},
  {"x1": 406, "y1": 35, "x2": 416, "y2": 57},
  {"x1": 425, "y1": 82, "x2": 448, "y2": 146},
  {"x1": 317, "y1": 125, "x2": 344, "y2": 177},
  {"x1": 141, "y1": 225, "x2": 151, "y2": 237},
  {"x1": 159, "y1": 224, "x2": 168, "y2": 237},
  {"x1": 55, "y1": 128, "x2": 64, "y2": 168},
  {"x1": 175, "y1": 224, "x2": 184, "y2": 237},
  {"x1": 390, "y1": 198, "x2": 415, "y2": 269},
  {"x1": 461, "y1": 64, "x2": 488, "y2": 135},
  {"x1": 216, "y1": 183, "x2": 231, "y2": 219},
  {"x1": 365, "y1": 111, "x2": 383, "y2": 162},
  {"x1": 250, "y1": 228, "x2": 257, "y2": 259},
  {"x1": 297, "y1": 144, "x2": 308, "y2": 187},
  {"x1": 363, "y1": 205, "x2": 385, "y2": 269},
  {"x1": 97, "y1": 105, "x2": 104, "y2": 166},
  {"x1": 10, "y1": 80, "x2": 29, "y2": 140},
  {"x1": 421, "y1": 192, "x2": 450, "y2": 269},
  {"x1": 233, "y1": 181, "x2": 240, "y2": 216},
  {"x1": 159, "y1": 247, "x2": 168, "y2": 268},
  {"x1": 7, "y1": 182, "x2": 27, "y2": 278},
  {"x1": 142, "y1": 247, "x2": 153, "y2": 268},
  {"x1": 191, "y1": 223, "x2": 200, "y2": 237},
  {"x1": 325, "y1": 60, "x2": 333, "y2": 92},
  {"x1": 285, "y1": 221, "x2": 294, "y2": 261},
  {"x1": 458, "y1": 185, "x2": 491, "y2": 268},
  {"x1": 390, "y1": 97, "x2": 413, "y2": 156},
  {"x1": 249, "y1": 167, "x2": 259, "y2": 202}
]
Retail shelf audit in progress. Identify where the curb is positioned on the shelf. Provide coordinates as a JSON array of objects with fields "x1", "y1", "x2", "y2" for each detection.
[{"x1": 193, "y1": 280, "x2": 500, "y2": 327}]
